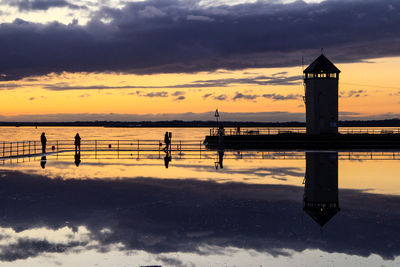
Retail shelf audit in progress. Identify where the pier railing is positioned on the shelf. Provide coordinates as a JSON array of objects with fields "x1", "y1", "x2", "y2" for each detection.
[
  {"x1": 0, "y1": 139, "x2": 206, "y2": 160},
  {"x1": 209, "y1": 128, "x2": 400, "y2": 136}
]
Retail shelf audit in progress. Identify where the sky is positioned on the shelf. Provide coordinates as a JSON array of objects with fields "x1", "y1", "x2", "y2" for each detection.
[{"x1": 0, "y1": 0, "x2": 400, "y2": 122}]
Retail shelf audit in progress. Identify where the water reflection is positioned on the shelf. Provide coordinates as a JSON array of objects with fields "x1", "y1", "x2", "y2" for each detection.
[
  {"x1": 40, "y1": 156, "x2": 46, "y2": 169},
  {"x1": 303, "y1": 152, "x2": 340, "y2": 226},
  {"x1": 0, "y1": 164, "x2": 399, "y2": 265},
  {"x1": 74, "y1": 151, "x2": 81, "y2": 167}
]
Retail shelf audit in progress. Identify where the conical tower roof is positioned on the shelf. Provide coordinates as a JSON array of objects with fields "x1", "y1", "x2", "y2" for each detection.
[{"x1": 304, "y1": 54, "x2": 340, "y2": 74}]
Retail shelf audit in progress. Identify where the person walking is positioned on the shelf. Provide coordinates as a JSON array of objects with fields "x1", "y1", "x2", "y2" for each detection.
[
  {"x1": 163, "y1": 131, "x2": 170, "y2": 152},
  {"x1": 74, "y1": 133, "x2": 81, "y2": 153},
  {"x1": 40, "y1": 132, "x2": 47, "y2": 154}
]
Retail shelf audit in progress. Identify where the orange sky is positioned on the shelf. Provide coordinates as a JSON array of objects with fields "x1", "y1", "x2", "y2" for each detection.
[{"x1": 1, "y1": 56, "x2": 400, "y2": 121}]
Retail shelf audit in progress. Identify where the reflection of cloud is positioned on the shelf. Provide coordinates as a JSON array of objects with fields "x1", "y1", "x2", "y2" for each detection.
[
  {"x1": 6, "y1": 0, "x2": 83, "y2": 11},
  {"x1": 0, "y1": 170, "x2": 399, "y2": 261}
]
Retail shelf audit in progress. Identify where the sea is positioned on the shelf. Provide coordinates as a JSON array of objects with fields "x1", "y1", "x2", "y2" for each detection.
[{"x1": 0, "y1": 126, "x2": 399, "y2": 266}]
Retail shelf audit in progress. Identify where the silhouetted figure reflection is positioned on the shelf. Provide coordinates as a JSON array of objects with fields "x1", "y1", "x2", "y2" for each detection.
[
  {"x1": 40, "y1": 132, "x2": 47, "y2": 154},
  {"x1": 303, "y1": 152, "x2": 340, "y2": 227},
  {"x1": 74, "y1": 152, "x2": 81, "y2": 167},
  {"x1": 40, "y1": 156, "x2": 46, "y2": 169},
  {"x1": 162, "y1": 132, "x2": 172, "y2": 168},
  {"x1": 214, "y1": 125, "x2": 225, "y2": 169},
  {"x1": 74, "y1": 133, "x2": 81, "y2": 153},
  {"x1": 164, "y1": 152, "x2": 172, "y2": 168}
]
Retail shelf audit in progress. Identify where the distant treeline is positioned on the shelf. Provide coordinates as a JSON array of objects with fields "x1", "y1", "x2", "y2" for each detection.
[{"x1": 2, "y1": 119, "x2": 400, "y2": 127}]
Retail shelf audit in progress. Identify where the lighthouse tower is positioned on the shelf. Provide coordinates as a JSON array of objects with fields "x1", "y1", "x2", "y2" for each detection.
[{"x1": 304, "y1": 54, "x2": 340, "y2": 135}]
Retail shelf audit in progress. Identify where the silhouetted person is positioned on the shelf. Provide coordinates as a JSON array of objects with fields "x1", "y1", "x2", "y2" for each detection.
[
  {"x1": 236, "y1": 125, "x2": 240, "y2": 135},
  {"x1": 163, "y1": 131, "x2": 172, "y2": 152},
  {"x1": 40, "y1": 132, "x2": 47, "y2": 154},
  {"x1": 74, "y1": 133, "x2": 81, "y2": 153},
  {"x1": 74, "y1": 152, "x2": 81, "y2": 167},
  {"x1": 40, "y1": 156, "x2": 47, "y2": 169}
]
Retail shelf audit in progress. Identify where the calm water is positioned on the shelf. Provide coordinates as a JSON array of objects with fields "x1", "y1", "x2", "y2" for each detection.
[{"x1": 0, "y1": 127, "x2": 399, "y2": 266}]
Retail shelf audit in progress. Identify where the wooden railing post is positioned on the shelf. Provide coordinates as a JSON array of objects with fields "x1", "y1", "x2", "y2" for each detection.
[
  {"x1": 117, "y1": 140, "x2": 119, "y2": 159},
  {"x1": 95, "y1": 140, "x2": 97, "y2": 159}
]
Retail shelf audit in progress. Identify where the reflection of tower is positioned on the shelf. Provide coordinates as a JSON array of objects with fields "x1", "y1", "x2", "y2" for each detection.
[
  {"x1": 303, "y1": 152, "x2": 340, "y2": 226},
  {"x1": 304, "y1": 54, "x2": 340, "y2": 135}
]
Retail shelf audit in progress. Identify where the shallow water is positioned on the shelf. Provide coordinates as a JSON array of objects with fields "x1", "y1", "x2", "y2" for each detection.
[{"x1": 0, "y1": 127, "x2": 399, "y2": 266}]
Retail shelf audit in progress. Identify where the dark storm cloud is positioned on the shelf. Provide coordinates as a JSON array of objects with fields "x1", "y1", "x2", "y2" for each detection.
[
  {"x1": 1, "y1": 0, "x2": 400, "y2": 80},
  {"x1": 4, "y1": 0, "x2": 83, "y2": 11},
  {"x1": 0, "y1": 170, "x2": 399, "y2": 261}
]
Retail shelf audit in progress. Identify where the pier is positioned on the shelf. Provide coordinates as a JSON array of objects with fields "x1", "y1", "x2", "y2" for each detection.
[{"x1": 1, "y1": 138, "x2": 400, "y2": 165}]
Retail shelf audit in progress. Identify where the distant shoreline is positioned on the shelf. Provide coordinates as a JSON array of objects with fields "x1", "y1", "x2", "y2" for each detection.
[{"x1": 1, "y1": 119, "x2": 400, "y2": 128}]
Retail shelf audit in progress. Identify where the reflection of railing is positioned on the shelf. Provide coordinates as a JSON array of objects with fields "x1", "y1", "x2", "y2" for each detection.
[
  {"x1": 208, "y1": 128, "x2": 400, "y2": 136},
  {"x1": 0, "y1": 139, "x2": 206, "y2": 160},
  {"x1": 2, "y1": 140, "x2": 400, "y2": 164}
]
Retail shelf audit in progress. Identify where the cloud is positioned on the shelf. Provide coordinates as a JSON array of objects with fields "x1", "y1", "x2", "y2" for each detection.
[
  {"x1": 213, "y1": 94, "x2": 227, "y2": 101},
  {"x1": 233, "y1": 92, "x2": 258, "y2": 101},
  {"x1": 143, "y1": 91, "x2": 168, "y2": 97},
  {"x1": 262, "y1": 93, "x2": 302, "y2": 101},
  {"x1": 174, "y1": 95, "x2": 185, "y2": 101},
  {"x1": 172, "y1": 91, "x2": 186, "y2": 96},
  {"x1": 0, "y1": 0, "x2": 400, "y2": 80},
  {"x1": 202, "y1": 93, "x2": 227, "y2": 101},
  {"x1": 39, "y1": 74, "x2": 302, "y2": 91},
  {"x1": 341, "y1": 89, "x2": 368, "y2": 98}
]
